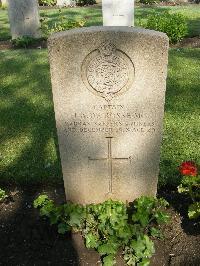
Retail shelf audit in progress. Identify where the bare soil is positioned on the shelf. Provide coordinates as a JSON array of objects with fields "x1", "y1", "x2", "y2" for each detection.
[
  {"x1": 0, "y1": 184, "x2": 199, "y2": 266},
  {"x1": 171, "y1": 36, "x2": 200, "y2": 49},
  {"x1": 0, "y1": 39, "x2": 47, "y2": 50}
]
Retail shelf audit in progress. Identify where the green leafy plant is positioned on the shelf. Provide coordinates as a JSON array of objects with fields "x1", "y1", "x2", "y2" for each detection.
[
  {"x1": 178, "y1": 161, "x2": 200, "y2": 219},
  {"x1": 33, "y1": 194, "x2": 85, "y2": 232},
  {"x1": 0, "y1": 188, "x2": 8, "y2": 202},
  {"x1": 40, "y1": 9, "x2": 86, "y2": 38},
  {"x1": 145, "y1": 11, "x2": 188, "y2": 44},
  {"x1": 11, "y1": 36, "x2": 41, "y2": 48},
  {"x1": 34, "y1": 195, "x2": 170, "y2": 265},
  {"x1": 39, "y1": 0, "x2": 56, "y2": 6}
]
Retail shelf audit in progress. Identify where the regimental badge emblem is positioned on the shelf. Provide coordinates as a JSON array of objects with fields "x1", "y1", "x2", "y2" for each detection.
[{"x1": 81, "y1": 41, "x2": 135, "y2": 102}]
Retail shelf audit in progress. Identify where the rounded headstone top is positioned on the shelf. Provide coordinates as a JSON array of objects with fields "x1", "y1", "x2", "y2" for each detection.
[{"x1": 48, "y1": 26, "x2": 169, "y2": 43}]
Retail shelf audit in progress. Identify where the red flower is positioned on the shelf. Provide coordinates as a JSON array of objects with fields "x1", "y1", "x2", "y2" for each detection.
[{"x1": 179, "y1": 161, "x2": 198, "y2": 176}]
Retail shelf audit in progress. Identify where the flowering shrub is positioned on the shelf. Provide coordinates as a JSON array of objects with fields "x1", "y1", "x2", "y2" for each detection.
[{"x1": 178, "y1": 161, "x2": 200, "y2": 219}]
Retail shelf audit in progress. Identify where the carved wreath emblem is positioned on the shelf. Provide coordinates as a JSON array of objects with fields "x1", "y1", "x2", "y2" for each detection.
[{"x1": 82, "y1": 42, "x2": 135, "y2": 102}]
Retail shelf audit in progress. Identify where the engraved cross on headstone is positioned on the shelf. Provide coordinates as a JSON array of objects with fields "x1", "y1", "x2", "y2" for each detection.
[{"x1": 88, "y1": 137, "x2": 131, "y2": 193}]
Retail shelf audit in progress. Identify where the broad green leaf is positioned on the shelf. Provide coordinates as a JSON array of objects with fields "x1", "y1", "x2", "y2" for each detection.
[
  {"x1": 85, "y1": 233, "x2": 99, "y2": 249},
  {"x1": 188, "y1": 202, "x2": 200, "y2": 219},
  {"x1": 138, "y1": 258, "x2": 150, "y2": 266},
  {"x1": 58, "y1": 222, "x2": 70, "y2": 234},
  {"x1": 130, "y1": 238, "x2": 146, "y2": 258},
  {"x1": 157, "y1": 198, "x2": 169, "y2": 207},
  {"x1": 39, "y1": 201, "x2": 55, "y2": 217},
  {"x1": 150, "y1": 227, "x2": 162, "y2": 239},
  {"x1": 103, "y1": 254, "x2": 116, "y2": 266},
  {"x1": 154, "y1": 211, "x2": 170, "y2": 224},
  {"x1": 49, "y1": 213, "x2": 60, "y2": 225},
  {"x1": 0, "y1": 189, "x2": 8, "y2": 201},
  {"x1": 124, "y1": 252, "x2": 136, "y2": 266},
  {"x1": 98, "y1": 243, "x2": 118, "y2": 255},
  {"x1": 69, "y1": 211, "x2": 83, "y2": 227},
  {"x1": 33, "y1": 194, "x2": 49, "y2": 208},
  {"x1": 143, "y1": 235, "x2": 155, "y2": 257},
  {"x1": 178, "y1": 184, "x2": 189, "y2": 194}
]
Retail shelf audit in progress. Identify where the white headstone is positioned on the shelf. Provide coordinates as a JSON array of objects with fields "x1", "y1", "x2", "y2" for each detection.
[
  {"x1": 7, "y1": 0, "x2": 41, "y2": 39},
  {"x1": 102, "y1": 0, "x2": 134, "y2": 26},
  {"x1": 57, "y1": 0, "x2": 75, "y2": 7},
  {"x1": 1, "y1": 0, "x2": 7, "y2": 6},
  {"x1": 48, "y1": 27, "x2": 169, "y2": 205}
]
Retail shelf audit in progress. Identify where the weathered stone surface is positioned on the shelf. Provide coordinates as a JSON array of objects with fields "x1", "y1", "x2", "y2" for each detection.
[
  {"x1": 48, "y1": 27, "x2": 169, "y2": 205},
  {"x1": 102, "y1": 0, "x2": 134, "y2": 26},
  {"x1": 7, "y1": 0, "x2": 40, "y2": 39}
]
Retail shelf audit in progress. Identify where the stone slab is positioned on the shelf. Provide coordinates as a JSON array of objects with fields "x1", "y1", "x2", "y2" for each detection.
[
  {"x1": 7, "y1": 0, "x2": 41, "y2": 39},
  {"x1": 48, "y1": 27, "x2": 169, "y2": 205},
  {"x1": 102, "y1": 0, "x2": 134, "y2": 26}
]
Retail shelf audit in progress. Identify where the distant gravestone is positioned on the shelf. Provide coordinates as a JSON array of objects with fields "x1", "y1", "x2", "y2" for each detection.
[
  {"x1": 1, "y1": 0, "x2": 7, "y2": 6},
  {"x1": 102, "y1": 0, "x2": 134, "y2": 26},
  {"x1": 57, "y1": 0, "x2": 75, "y2": 7},
  {"x1": 7, "y1": 0, "x2": 41, "y2": 39},
  {"x1": 48, "y1": 27, "x2": 169, "y2": 205}
]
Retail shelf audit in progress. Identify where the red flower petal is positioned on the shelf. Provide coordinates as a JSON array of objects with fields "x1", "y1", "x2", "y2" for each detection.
[{"x1": 179, "y1": 161, "x2": 198, "y2": 176}]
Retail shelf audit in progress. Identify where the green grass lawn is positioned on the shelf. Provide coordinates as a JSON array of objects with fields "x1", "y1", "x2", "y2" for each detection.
[
  {"x1": 0, "y1": 48, "x2": 199, "y2": 186},
  {"x1": 0, "y1": 50, "x2": 62, "y2": 184},
  {"x1": 0, "y1": 4, "x2": 200, "y2": 40}
]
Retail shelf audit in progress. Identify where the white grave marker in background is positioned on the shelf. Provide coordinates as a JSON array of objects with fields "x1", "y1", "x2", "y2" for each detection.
[
  {"x1": 7, "y1": 0, "x2": 41, "y2": 39},
  {"x1": 57, "y1": 0, "x2": 75, "y2": 7},
  {"x1": 102, "y1": 0, "x2": 134, "y2": 26}
]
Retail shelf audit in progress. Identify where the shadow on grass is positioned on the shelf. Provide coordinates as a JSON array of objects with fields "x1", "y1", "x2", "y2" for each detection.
[
  {"x1": 0, "y1": 50, "x2": 62, "y2": 185},
  {"x1": 186, "y1": 18, "x2": 200, "y2": 37}
]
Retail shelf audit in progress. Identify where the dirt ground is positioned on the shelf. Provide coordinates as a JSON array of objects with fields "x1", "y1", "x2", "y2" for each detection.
[{"x1": 0, "y1": 184, "x2": 199, "y2": 266}]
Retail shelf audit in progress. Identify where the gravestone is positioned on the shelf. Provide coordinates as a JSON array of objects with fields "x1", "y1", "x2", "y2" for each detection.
[
  {"x1": 1, "y1": 0, "x2": 7, "y2": 6},
  {"x1": 57, "y1": 0, "x2": 75, "y2": 7},
  {"x1": 7, "y1": 0, "x2": 41, "y2": 39},
  {"x1": 102, "y1": 0, "x2": 134, "y2": 26},
  {"x1": 48, "y1": 27, "x2": 169, "y2": 205}
]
